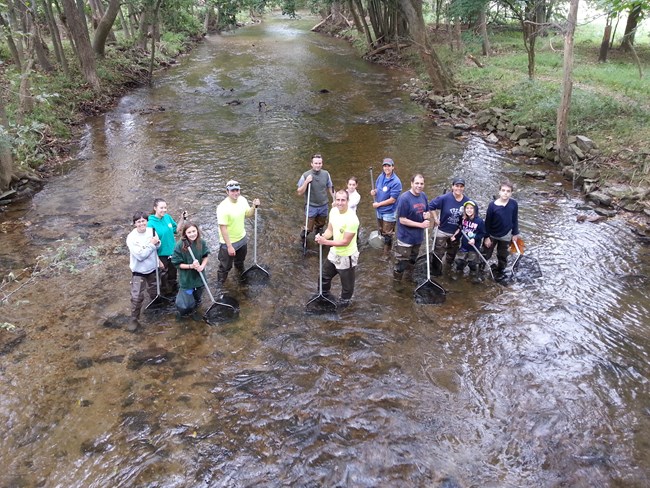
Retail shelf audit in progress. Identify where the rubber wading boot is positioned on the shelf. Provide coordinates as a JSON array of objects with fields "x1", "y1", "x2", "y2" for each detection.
[
  {"x1": 382, "y1": 244, "x2": 392, "y2": 260},
  {"x1": 494, "y1": 266, "x2": 507, "y2": 281},
  {"x1": 470, "y1": 269, "x2": 483, "y2": 284},
  {"x1": 338, "y1": 298, "x2": 351, "y2": 309},
  {"x1": 127, "y1": 318, "x2": 140, "y2": 332},
  {"x1": 450, "y1": 269, "x2": 460, "y2": 281}
]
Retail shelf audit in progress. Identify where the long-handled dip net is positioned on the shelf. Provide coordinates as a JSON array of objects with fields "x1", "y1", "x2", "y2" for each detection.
[{"x1": 241, "y1": 207, "x2": 270, "y2": 286}]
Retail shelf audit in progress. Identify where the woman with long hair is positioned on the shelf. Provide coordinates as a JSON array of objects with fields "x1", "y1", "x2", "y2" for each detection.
[
  {"x1": 171, "y1": 222, "x2": 210, "y2": 320},
  {"x1": 147, "y1": 198, "x2": 182, "y2": 295}
]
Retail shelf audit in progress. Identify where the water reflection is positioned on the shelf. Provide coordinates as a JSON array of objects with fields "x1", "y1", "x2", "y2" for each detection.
[{"x1": 0, "y1": 15, "x2": 649, "y2": 488}]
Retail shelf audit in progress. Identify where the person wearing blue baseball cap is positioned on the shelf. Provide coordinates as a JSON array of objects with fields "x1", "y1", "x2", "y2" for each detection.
[{"x1": 370, "y1": 157, "x2": 402, "y2": 257}]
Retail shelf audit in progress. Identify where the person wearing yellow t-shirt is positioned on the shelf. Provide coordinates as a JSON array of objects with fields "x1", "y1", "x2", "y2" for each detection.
[
  {"x1": 216, "y1": 180, "x2": 261, "y2": 285},
  {"x1": 315, "y1": 189, "x2": 360, "y2": 306}
]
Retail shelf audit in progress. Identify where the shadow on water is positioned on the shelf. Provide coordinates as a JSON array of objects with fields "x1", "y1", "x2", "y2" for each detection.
[{"x1": 1, "y1": 14, "x2": 650, "y2": 488}]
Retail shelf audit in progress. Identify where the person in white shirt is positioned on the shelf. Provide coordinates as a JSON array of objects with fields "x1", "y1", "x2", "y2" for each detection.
[
  {"x1": 126, "y1": 211, "x2": 161, "y2": 331},
  {"x1": 346, "y1": 176, "x2": 361, "y2": 214}
]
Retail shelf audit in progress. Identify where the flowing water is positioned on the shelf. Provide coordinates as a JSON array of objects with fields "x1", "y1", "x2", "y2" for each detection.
[{"x1": 1, "y1": 16, "x2": 649, "y2": 488}]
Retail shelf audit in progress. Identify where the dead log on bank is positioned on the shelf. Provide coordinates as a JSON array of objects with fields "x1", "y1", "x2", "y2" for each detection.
[{"x1": 365, "y1": 43, "x2": 411, "y2": 57}]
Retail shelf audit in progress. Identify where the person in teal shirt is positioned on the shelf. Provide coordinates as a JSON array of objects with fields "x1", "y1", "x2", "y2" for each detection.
[{"x1": 147, "y1": 198, "x2": 180, "y2": 296}]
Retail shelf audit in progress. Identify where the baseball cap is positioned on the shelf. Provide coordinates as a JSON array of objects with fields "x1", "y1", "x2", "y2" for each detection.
[
  {"x1": 382, "y1": 158, "x2": 394, "y2": 166},
  {"x1": 463, "y1": 200, "x2": 476, "y2": 208},
  {"x1": 452, "y1": 177, "x2": 465, "y2": 186},
  {"x1": 226, "y1": 180, "x2": 240, "y2": 191}
]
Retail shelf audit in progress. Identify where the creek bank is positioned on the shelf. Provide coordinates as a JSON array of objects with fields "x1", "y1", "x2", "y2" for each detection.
[
  {"x1": 402, "y1": 78, "x2": 650, "y2": 242},
  {"x1": 0, "y1": 41, "x2": 201, "y2": 211}
]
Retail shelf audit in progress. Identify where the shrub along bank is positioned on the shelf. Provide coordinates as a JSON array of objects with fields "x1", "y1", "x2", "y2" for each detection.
[{"x1": 0, "y1": 36, "x2": 198, "y2": 205}]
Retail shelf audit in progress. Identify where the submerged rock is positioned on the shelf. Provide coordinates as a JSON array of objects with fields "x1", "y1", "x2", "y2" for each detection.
[
  {"x1": 594, "y1": 207, "x2": 618, "y2": 217},
  {"x1": 75, "y1": 357, "x2": 93, "y2": 369},
  {"x1": 127, "y1": 347, "x2": 173, "y2": 370},
  {"x1": 523, "y1": 170, "x2": 548, "y2": 179},
  {"x1": 0, "y1": 328, "x2": 26, "y2": 355},
  {"x1": 586, "y1": 191, "x2": 612, "y2": 207}
]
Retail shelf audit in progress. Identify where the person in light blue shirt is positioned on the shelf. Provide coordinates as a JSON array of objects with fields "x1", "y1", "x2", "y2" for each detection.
[{"x1": 370, "y1": 157, "x2": 402, "y2": 255}]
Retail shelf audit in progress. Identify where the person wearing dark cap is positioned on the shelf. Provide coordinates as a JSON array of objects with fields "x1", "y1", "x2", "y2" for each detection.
[
  {"x1": 297, "y1": 154, "x2": 335, "y2": 245},
  {"x1": 216, "y1": 180, "x2": 261, "y2": 286},
  {"x1": 427, "y1": 177, "x2": 477, "y2": 273},
  {"x1": 370, "y1": 157, "x2": 402, "y2": 256}
]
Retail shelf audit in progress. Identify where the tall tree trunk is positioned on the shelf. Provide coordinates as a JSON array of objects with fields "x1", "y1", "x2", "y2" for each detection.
[
  {"x1": 0, "y1": 101, "x2": 14, "y2": 191},
  {"x1": 398, "y1": 0, "x2": 453, "y2": 93},
  {"x1": 148, "y1": 0, "x2": 163, "y2": 85},
  {"x1": 75, "y1": 0, "x2": 92, "y2": 40},
  {"x1": 137, "y1": 2, "x2": 154, "y2": 50},
  {"x1": 40, "y1": 0, "x2": 69, "y2": 74},
  {"x1": 598, "y1": 15, "x2": 612, "y2": 63},
  {"x1": 354, "y1": 0, "x2": 375, "y2": 48},
  {"x1": 5, "y1": 0, "x2": 26, "y2": 69},
  {"x1": 366, "y1": 0, "x2": 383, "y2": 44},
  {"x1": 87, "y1": 0, "x2": 104, "y2": 29},
  {"x1": 478, "y1": 4, "x2": 490, "y2": 56},
  {"x1": 454, "y1": 17, "x2": 462, "y2": 51},
  {"x1": 26, "y1": 11, "x2": 55, "y2": 72},
  {"x1": 347, "y1": 0, "x2": 364, "y2": 34},
  {"x1": 621, "y1": 3, "x2": 642, "y2": 52},
  {"x1": 127, "y1": 2, "x2": 139, "y2": 38},
  {"x1": 61, "y1": 0, "x2": 101, "y2": 89},
  {"x1": 0, "y1": 15, "x2": 23, "y2": 70},
  {"x1": 56, "y1": 0, "x2": 79, "y2": 59},
  {"x1": 610, "y1": 14, "x2": 620, "y2": 47},
  {"x1": 556, "y1": 0, "x2": 579, "y2": 165},
  {"x1": 521, "y1": 12, "x2": 538, "y2": 80},
  {"x1": 88, "y1": 0, "x2": 117, "y2": 43},
  {"x1": 19, "y1": 58, "x2": 36, "y2": 119},
  {"x1": 93, "y1": 0, "x2": 121, "y2": 56},
  {"x1": 118, "y1": 6, "x2": 132, "y2": 38}
]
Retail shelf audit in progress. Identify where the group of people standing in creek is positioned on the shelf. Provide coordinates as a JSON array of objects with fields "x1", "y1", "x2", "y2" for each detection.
[
  {"x1": 126, "y1": 182, "x2": 260, "y2": 332},
  {"x1": 297, "y1": 154, "x2": 521, "y2": 305},
  {"x1": 125, "y1": 153, "x2": 520, "y2": 332}
]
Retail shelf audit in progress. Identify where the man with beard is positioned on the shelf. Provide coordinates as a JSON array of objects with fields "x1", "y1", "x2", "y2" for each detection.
[{"x1": 297, "y1": 153, "x2": 335, "y2": 247}]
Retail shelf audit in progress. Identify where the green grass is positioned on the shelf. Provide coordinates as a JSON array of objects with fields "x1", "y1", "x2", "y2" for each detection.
[{"x1": 449, "y1": 22, "x2": 650, "y2": 181}]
